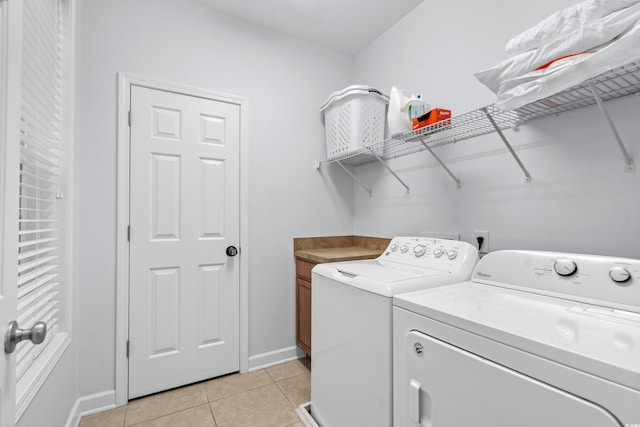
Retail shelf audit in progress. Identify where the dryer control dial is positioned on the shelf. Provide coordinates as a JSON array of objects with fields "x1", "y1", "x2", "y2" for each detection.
[
  {"x1": 554, "y1": 259, "x2": 577, "y2": 276},
  {"x1": 413, "y1": 245, "x2": 426, "y2": 257},
  {"x1": 447, "y1": 250, "x2": 458, "y2": 260},
  {"x1": 390, "y1": 244, "x2": 398, "y2": 252},
  {"x1": 433, "y1": 248, "x2": 444, "y2": 258},
  {"x1": 400, "y1": 245, "x2": 409, "y2": 253},
  {"x1": 609, "y1": 266, "x2": 631, "y2": 283}
]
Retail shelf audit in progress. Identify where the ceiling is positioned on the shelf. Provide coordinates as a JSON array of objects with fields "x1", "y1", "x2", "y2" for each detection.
[{"x1": 192, "y1": 0, "x2": 424, "y2": 55}]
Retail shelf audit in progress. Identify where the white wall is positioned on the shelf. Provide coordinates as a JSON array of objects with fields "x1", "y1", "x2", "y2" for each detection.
[
  {"x1": 16, "y1": 344, "x2": 78, "y2": 427},
  {"x1": 351, "y1": 0, "x2": 640, "y2": 259},
  {"x1": 76, "y1": 0, "x2": 354, "y2": 388},
  {"x1": 19, "y1": 0, "x2": 640, "y2": 424},
  {"x1": 20, "y1": 0, "x2": 353, "y2": 422}
]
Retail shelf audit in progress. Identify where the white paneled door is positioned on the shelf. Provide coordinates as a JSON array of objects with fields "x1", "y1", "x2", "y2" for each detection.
[{"x1": 128, "y1": 85, "x2": 241, "y2": 399}]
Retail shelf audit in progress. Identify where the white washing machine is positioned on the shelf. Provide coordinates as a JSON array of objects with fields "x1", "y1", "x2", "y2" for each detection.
[
  {"x1": 394, "y1": 250, "x2": 640, "y2": 427},
  {"x1": 310, "y1": 236, "x2": 479, "y2": 427}
]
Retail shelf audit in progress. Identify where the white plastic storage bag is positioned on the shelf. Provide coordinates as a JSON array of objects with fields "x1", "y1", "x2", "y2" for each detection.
[
  {"x1": 474, "y1": 0, "x2": 640, "y2": 111},
  {"x1": 320, "y1": 85, "x2": 388, "y2": 159}
]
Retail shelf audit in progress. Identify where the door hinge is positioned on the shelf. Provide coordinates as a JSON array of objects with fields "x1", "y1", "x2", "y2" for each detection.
[
  {"x1": 126, "y1": 340, "x2": 130, "y2": 358},
  {"x1": 127, "y1": 225, "x2": 130, "y2": 242},
  {"x1": 128, "y1": 110, "x2": 132, "y2": 126}
]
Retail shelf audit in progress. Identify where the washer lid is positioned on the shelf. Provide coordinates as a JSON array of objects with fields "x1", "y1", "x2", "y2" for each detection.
[
  {"x1": 312, "y1": 260, "x2": 457, "y2": 297},
  {"x1": 394, "y1": 282, "x2": 640, "y2": 391}
]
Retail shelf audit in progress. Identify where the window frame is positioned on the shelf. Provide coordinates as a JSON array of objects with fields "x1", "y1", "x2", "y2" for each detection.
[{"x1": 15, "y1": 0, "x2": 75, "y2": 420}]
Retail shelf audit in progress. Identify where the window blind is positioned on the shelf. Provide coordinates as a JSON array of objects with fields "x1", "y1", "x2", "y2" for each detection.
[{"x1": 17, "y1": 0, "x2": 64, "y2": 382}]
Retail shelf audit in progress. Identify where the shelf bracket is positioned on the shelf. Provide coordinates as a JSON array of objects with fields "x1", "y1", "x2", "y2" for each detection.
[
  {"x1": 588, "y1": 82, "x2": 636, "y2": 173},
  {"x1": 482, "y1": 107, "x2": 532, "y2": 183},
  {"x1": 367, "y1": 148, "x2": 410, "y2": 193},
  {"x1": 419, "y1": 139, "x2": 461, "y2": 189},
  {"x1": 336, "y1": 161, "x2": 372, "y2": 196}
]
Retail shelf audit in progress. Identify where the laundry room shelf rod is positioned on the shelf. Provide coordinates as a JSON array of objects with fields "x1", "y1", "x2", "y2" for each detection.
[{"x1": 317, "y1": 60, "x2": 640, "y2": 191}]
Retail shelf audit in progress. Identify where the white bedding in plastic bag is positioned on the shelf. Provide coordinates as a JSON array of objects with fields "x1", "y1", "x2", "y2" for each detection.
[
  {"x1": 505, "y1": 0, "x2": 640, "y2": 56},
  {"x1": 590, "y1": 0, "x2": 640, "y2": 16},
  {"x1": 476, "y1": 1, "x2": 640, "y2": 93},
  {"x1": 493, "y1": 20, "x2": 640, "y2": 111},
  {"x1": 505, "y1": 2, "x2": 599, "y2": 56},
  {"x1": 474, "y1": 0, "x2": 640, "y2": 111}
]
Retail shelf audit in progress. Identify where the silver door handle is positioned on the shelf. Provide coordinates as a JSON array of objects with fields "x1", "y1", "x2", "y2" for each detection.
[{"x1": 4, "y1": 321, "x2": 47, "y2": 354}]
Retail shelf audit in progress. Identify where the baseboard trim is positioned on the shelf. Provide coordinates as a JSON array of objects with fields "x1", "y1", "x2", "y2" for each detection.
[
  {"x1": 65, "y1": 390, "x2": 116, "y2": 427},
  {"x1": 296, "y1": 402, "x2": 320, "y2": 427},
  {"x1": 248, "y1": 346, "x2": 306, "y2": 371}
]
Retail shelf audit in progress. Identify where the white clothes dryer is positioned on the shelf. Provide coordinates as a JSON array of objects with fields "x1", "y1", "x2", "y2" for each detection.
[
  {"x1": 394, "y1": 250, "x2": 640, "y2": 427},
  {"x1": 310, "y1": 236, "x2": 479, "y2": 427}
]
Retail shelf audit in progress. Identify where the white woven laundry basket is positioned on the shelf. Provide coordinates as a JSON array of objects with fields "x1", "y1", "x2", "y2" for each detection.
[{"x1": 321, "y1": 85, "x2": 388, "y2": 159}]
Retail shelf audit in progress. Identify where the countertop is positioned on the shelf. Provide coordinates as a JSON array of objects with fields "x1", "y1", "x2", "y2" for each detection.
[{"x1": 294, "y1": 235, "x2": 390, "y2": 264}]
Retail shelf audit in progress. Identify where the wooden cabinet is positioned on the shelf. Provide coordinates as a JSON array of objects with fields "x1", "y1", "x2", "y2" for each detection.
[
  {"x1": 295, "y1": 258, "x2": 315, "y2": 356},
  {"x1": 293, "y1": 236, "x2": 391, "y2": 358}
]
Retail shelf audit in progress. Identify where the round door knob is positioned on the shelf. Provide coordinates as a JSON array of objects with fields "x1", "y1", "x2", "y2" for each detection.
[
  {"x1": 4, "y1": 321, "x2": 47, "y2": 354},
  {"x1": 226, "y1": 246, "x2": 238, "y2": 257}
]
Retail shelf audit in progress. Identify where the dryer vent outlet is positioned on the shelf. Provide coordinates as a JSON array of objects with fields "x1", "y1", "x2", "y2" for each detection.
[{"x1": 474, "y1": 230, "x2": 490, "y2": 254}]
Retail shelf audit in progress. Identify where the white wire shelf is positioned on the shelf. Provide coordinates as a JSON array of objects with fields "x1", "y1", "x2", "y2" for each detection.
[
  {"x1": 317, "y1": 60, "x2": 639, "y2": 192},
  {"x1": 324, "y1": 105, "x2": 520, "y2": 167},
  {"x1": 515, "y1": 61, "x2": 640, "y2": 123}
]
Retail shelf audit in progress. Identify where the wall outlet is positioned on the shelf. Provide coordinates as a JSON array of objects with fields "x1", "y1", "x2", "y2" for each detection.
[{"x1": 474, "y1": 230, "x2": 490, "y2": 254}]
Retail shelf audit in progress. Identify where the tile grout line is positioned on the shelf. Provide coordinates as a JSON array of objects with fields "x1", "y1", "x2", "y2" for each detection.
[
  {"x1": 265, "y1": 359, "x2": 310, "y2": 383},
  {"x1": 126, "y1": 403, "x2": 214, "y2": 427},
  {"x1": 207, "y1": 400, "x2": 219, "y2": 427},
  {"x1": 267, "y1": 369, "x2": 302, "y2": 383},
  {"x1": 210, "y1": 382, "x2": 296, "y2": 426},
  {"x1": 206, "y1": 370, "x2": 275, "y2": 403},
  {"x1": 274, "y1": 379, "x2": 296, "y2": 408},
  {"x1": 272, "y1": 380, "x2": 306, "y2": 427},
  {"x1": 124, "y1": 383, "x2": 209, "y2": 426},
  {"x1": 275, "y1": 371, "x2": 311, "y2": 408}
]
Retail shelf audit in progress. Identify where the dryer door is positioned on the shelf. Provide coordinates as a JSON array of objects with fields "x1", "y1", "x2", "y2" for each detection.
[{"x1": 400, "y1": 331, "x2": 621, "y2": 427}]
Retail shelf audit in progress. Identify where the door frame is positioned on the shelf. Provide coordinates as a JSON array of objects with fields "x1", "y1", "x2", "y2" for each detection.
[
  {"x1": 115, "y1": 73, "x2": 249, "y2": 406},
  {"x1": 0, "y1": 0, "x2": 22, "y2": 423}
]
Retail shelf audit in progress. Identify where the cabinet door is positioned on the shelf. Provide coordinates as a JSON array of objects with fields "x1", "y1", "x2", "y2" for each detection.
[{"x1": 296, "y1": 278, "x2": 312, "y2": 356}]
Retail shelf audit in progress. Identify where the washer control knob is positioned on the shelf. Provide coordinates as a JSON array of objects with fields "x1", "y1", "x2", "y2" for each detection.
[
  {"x1": 390, "y1": 244, "x2": 398, "y2": 252},
  {"x1": 400, "y1": 245, "x2": 409, "y2": 253},
  {"x1": 554, "y1": 259, "x2": 577, "y2": 276},
  {"x1": 413, "y1": 245, "x2": 426, "y2": 257},
  {"x1": 433, "y1": 248, "x2": 444, "y2": 258},
  {"x1": 609, "y1": 266, "x2": 631, "y2": 283},
  {"x1": 447, "y1": 250, "x2": 458, "y2": 260}
]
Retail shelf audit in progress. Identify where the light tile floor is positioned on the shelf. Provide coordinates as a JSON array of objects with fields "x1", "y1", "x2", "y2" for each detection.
[{"x1": 79, "y1": 357, "x2": 310, "y2": 427}]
